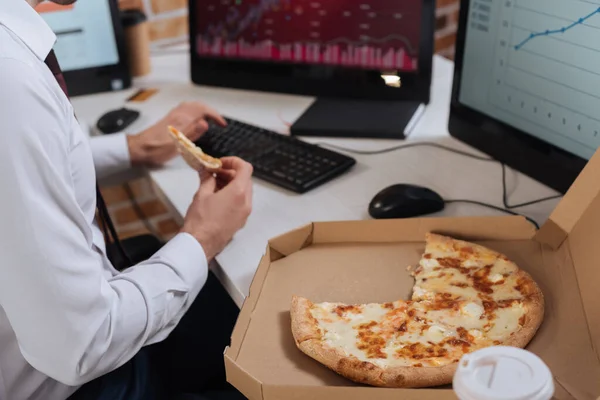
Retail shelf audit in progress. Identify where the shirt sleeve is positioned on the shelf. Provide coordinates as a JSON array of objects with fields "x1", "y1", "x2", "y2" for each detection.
[
  {"x1": 0, "y1": 59, "x2": 209, "y2": 386},
  {"x1": 89, "y1": 132, "x2": 133, "y2": 179}
]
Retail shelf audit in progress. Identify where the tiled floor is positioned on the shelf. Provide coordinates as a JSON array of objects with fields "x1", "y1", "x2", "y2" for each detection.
[{"x1": 100, "y1": 176, "x2": 181, "y2": 242}]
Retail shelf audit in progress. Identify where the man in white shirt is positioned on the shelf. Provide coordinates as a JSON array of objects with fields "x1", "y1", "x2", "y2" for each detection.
[{"x1": 0, "y1": 0, "x2": 253, "y2": 399}]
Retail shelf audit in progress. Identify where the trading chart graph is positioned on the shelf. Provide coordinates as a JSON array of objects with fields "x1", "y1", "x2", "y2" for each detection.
[
  {"x1": 490, "y1": 0, "x2": 600, "y2": 151},
  {"x1": 196, "y1": 0, "x2": 421, "y2": 70}
]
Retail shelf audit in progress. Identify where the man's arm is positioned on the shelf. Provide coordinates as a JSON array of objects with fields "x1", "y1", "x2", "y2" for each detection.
[
  {"x1": 0, "y1": 59, "x2": 208, "y2": 385},
  {"x1": 90, "y1": 102, "x2": 226, "y2": 179},
  {"x1": 90, "y1": 133, "x2": 132, "y2": 179}
]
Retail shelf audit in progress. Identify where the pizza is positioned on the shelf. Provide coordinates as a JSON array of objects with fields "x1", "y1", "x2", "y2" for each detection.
[
  {"x1": 290, "y1": 233, "x2": 544, "y2": 388},
  {"x1": 168, "y1": 125, "x2": 222, "y2": 171}
]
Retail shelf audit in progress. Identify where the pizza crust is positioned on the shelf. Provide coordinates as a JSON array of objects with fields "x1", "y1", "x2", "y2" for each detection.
[
  {"x1": 381, "y1": 362, "x2": 459, "y2": 388},
  {"x1": 299, "y1": 337, "x2": 461, "y2": 388},
  {"x1": 298, "y1": 340, "x2": 388, "y2": 387},
  {"x1": 504, "y1": 270, "x2": 545, "y2": 348},
  {"x1": 290, "y1": 296, "x2": 322, "y2": 343}
]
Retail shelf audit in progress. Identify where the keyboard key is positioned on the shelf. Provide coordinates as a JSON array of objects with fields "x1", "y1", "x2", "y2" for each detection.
[{"x1": 272, "y1": 171, "x2": 287, "y2": 179}]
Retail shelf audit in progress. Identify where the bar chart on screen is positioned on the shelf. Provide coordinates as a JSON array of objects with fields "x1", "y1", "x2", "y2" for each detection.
[
  {"x1": 196, "y1": 0, "x2": 421, "y2": 71},
  {"x1": 490, "y1": 0, "x2": 600, "y2": 155},
  {"x1": 197, "y1": 38, "x2": 417, "y2": 69}
]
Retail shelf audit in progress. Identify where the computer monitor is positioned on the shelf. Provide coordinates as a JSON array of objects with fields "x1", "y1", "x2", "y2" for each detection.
[
  {"x1": 37, "y1": 0, "x2": 131, "y2": 96},
  {"x1": 189, "y1": 0, "x2": 435, "y2": 139},
  {"x1": 449, "y1": 0, "x2": 598, "y2": 194}
]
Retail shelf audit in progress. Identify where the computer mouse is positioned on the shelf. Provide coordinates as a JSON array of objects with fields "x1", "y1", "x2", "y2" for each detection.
[
  {"x1": 96, "y1": 107, "x2": 140, "y2": 134},
  {"x1": 368, "y1": 184, "x2": 445, "y2": 219}
]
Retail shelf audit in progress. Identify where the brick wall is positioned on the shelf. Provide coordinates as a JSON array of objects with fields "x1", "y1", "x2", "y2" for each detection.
[
  {"x1": 106, "y1": 0, "x2": 462, "y2": 242},
  {"x1": 435, "y1": 0, "x2": 461, "y2": 60}
]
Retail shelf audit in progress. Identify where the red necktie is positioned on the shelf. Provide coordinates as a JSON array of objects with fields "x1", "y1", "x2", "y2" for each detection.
[
  {"x1": 43, "y1": 50, "x2": 69, "y2": 96},
  {"x1": 43, "y1": 50, "x2": 131, "y2": 267}
]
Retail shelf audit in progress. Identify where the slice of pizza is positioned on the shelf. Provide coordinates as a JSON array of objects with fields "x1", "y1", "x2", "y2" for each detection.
[
  {"x1": 411, "y1": 233, "x2": 544, "y2": 345},
  {"x1": 289, "y1": 233, "x2": 544, "y2": 388},
  {"x1": 168, "y1": 126, "x2": 222, "y2": 171},
  {"x1": 412, "y1": 233, "x2": 528, "y2": 301}
]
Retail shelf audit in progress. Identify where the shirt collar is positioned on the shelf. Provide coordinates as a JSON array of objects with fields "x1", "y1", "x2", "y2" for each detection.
[{"x1": 0, "y1": 0, "x2": 56, "y2": 60}]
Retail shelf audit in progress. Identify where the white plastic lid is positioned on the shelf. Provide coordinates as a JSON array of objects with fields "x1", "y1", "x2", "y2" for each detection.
[{"x1": 453, "y1": 346, "x2": 554, "y2": 400}]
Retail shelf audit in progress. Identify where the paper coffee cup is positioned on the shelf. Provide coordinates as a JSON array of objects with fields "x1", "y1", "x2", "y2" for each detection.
[{"x1": 453, "y1": 346, "x2": 554, "y2": 400}]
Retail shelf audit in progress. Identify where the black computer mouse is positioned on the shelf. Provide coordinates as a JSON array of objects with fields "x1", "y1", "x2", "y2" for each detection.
[
  {"x1": 96, "y1": 107, "x2": 140, "y2": 134},
  {"x1": 368, "y1": 184, "x2": 445, "y2": 219}
]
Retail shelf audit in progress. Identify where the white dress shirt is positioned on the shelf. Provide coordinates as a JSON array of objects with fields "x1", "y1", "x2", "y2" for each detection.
[{"x1": 0, "y1": 2, "x2": 209, "y2": 399}]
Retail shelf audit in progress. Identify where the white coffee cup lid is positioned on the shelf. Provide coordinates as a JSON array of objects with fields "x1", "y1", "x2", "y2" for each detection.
[{"x1": 453, "y1": 346, "x2": 554, "y2": 400}]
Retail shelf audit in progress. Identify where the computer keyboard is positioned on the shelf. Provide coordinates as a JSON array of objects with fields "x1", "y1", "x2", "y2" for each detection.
[{"x1": 195, "y1": 117, "x2": 356, "y2": 193}]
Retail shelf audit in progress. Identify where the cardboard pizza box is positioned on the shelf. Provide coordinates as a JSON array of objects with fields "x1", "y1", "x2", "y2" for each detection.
[{"x1": 224, "y1": 149, "x2": 600, "y2": 400}]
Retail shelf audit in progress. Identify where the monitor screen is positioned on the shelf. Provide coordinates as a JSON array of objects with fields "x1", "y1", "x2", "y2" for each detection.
[
  {"x1": 37, "y1": 0, "x2": 120, "y2": 72},
  {"x1": 457, "y1": 0, "x2": 600, "y2": 160},
  {"x1": 195, "y1": 0, "x2": 422, "y2": 72}
]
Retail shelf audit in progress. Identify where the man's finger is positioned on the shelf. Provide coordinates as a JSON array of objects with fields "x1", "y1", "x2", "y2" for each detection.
[
  {"x1": 220, "y1": 157, "x2": 253, "y2": 179},
  {"x1": 216, "y1": 169, "x2": 236, "y2": 183},
  {"x1": 179, "y1": 119, "x2": 199, "y2": 137},
  {"x1": 198, "y1": 172, "x2": 217, "y2": 194},
  {"x1": 246, "y1": 180, "x2": 253, "y2": 203},
  {"x1": 188, "y1": 119, "x2": 208, "y2": 141},
  {"x1": 203, "y1": 105, "x2": 227, "y2": 127},
  {"x1": 216, "y1": 176, "x2": 230, "y2": 191}
]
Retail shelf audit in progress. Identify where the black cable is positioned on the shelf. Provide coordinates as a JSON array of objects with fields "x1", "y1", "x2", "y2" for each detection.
[
  {"x1": 317, "y1": 141, "x2": 491, "y2": 161},
  {"x1": 499, "y1": 163, "x2": 562, "y2": 209},
  {"x1": 444, "y1": 200, "x2": 540, "y2": 230},
  {"x1": 96, "y1": 185, "x2": 132, "y2": 267},
  {"x1": 316, "y1": 141, "x2": 562, "y2": 229}
]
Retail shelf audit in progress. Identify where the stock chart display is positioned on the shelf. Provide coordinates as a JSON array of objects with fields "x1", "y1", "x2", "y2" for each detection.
[
  {"x1": 195, "y1": 0, "x2": 422, "y2": 71},
  {"x1": 459, "y1": 0, "x2": 600, "y2": 159}
]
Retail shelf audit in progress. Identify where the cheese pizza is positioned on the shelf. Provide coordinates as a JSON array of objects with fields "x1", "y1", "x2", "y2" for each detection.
[{"x1": 290, "y1": 233, "x2": 544, "y2": 388}]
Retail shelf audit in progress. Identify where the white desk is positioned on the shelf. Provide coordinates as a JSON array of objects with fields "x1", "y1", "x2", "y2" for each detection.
[{"x1": 72, "y1": 53, "x2": 560, "y2": 307}]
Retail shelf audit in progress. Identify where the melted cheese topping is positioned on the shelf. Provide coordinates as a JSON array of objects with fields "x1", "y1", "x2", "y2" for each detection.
[
  {"x1": 419, "y1": 257, "x2": 439, "y2": 269},
  {"x1": 461, "y1": 302, "x2": 484, "y2": 318},
  {"x1": 308, "y1": 296, "x2": 527, "y2": 368},
  {"x1": 411, "y1": 285, "x2": 433, "y2": 300},
  {"x1": 304, "y1": 234, "x2": 532, "y2": 369},
  {"x1": 414, "y1": 251, "x2": 523, "y2": 303}
]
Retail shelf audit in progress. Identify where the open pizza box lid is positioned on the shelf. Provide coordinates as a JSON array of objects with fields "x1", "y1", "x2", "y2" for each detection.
[{"x1": 224, "y1": 150, "x2": 600, "y2": 400}]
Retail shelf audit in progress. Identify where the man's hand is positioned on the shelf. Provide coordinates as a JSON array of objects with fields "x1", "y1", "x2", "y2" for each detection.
[
  {"x1": 127, "y1": 101, "x2": 226, "y2": 167},
  {"x1": 181, "y1": 157, "x2": 253, "y2": 260}
]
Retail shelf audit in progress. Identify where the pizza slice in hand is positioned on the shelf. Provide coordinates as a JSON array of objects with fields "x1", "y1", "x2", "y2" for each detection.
[
  {"x1": 290, "y1": 233, "x2": 544, "y2": 388},
  {"x1": 168, "y1": 125, "x2": 222, "y2": 172}
]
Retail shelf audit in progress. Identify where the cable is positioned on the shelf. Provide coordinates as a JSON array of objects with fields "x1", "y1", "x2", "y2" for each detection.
[
  {"x1": 499, "y1": 163, "x2": 562, "y2": 209},
  {"x1": 444, "y1": 200, "x2": 540, "y2": 230},
  {"x1": 277, "y1": 110, "x2": 293, "y2": 128},
  {"x1": 317, "y1": 141, "x2": 491, "y2": 159},
  {"x1": 96, "y1": 185, "x2": 132, "y2": 268},
  {"x1": 123, "y1": 182, "x2": 164, "y2": 241},
  {"x1": 315, "y1": 141, "x2": 562, "y2": 229}
]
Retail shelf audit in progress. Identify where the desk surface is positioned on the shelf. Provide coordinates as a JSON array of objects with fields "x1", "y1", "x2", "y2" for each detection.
[{"x1": 72, "y1": 52, "x2": 560, "y2": 307}]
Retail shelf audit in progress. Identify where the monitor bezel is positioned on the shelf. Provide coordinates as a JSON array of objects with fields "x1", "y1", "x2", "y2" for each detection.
[
  {"x1": 448, "y1": 0, "x2": 588, "y2": 194},
  {"x1": 59, "y1": 0, "x2": 131, "y2": 97},
  {"x1": 189, "y1": 0, "x2": 435, "y2": 103}
]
